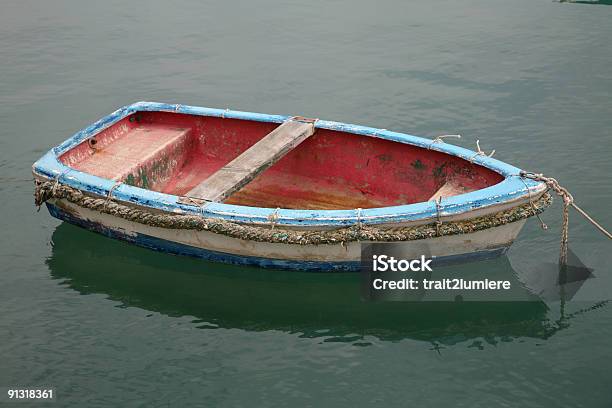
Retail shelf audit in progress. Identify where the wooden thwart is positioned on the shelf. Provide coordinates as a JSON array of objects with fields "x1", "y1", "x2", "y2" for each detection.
[
  {"x1": 429, "y1": 179, "x2": 469, "y2": 202},
  {"x1": 186, "y1": 118, "x2": 316, "y2": 202}
]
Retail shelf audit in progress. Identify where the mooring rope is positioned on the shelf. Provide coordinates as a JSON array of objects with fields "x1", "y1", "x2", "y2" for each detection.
[
  {"x1": 517, "y1": 175, "x2": 548, "y2": 231},
  {"x1": 519, "y1": 171, "x2": 612, "y2": 265},
  {"x1": 33, "y1": 180, "x2": 551, "y2": 246}
]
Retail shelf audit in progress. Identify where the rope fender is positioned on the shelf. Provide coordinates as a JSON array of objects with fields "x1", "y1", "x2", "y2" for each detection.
[{"x1": 34, "y1": 179, "x2": 552, "y2": 246}]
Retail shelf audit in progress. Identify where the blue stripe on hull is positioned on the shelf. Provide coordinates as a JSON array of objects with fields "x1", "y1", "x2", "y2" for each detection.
[{"x1": 47, "y1": 203, "x2": 509, "y2": 272}]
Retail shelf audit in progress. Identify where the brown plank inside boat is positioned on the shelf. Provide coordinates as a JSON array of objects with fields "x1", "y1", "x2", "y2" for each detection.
[
  {"x1": 428, "y1": 179, "x2": 471, "y2": 201},
  {"x1": 185, "y1": 119, "x2": 316, "y2": 202},
  {"x1": 69, "y1": 124, "x2": 192, "y2": 191}
]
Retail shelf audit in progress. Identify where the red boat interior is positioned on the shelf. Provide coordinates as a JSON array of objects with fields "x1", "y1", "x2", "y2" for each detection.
[{"x1": 59, "y1": 111, "x2": 504, "y2": 210}]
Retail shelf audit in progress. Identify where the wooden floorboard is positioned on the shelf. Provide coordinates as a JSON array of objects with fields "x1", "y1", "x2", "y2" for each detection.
[{"x1": 186, "y1": 119, "x2": 316, "y2": 202}]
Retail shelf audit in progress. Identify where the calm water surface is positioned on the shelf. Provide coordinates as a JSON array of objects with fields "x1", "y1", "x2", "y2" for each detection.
[{"x1": 1, "y1": 0, "x2": 611, "y2": 406}]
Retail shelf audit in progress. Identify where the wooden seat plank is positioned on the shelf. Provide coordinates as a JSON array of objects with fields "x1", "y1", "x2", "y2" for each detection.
[
  {"x1": 428, "y1": 179, "x2": 470, "y2": 201},
  {"x1": 72, "y1": 125, "x2": 191, "y2": 183},
  {"x1": 186, "y1": 119, "x2": 316, "y2": 202}
]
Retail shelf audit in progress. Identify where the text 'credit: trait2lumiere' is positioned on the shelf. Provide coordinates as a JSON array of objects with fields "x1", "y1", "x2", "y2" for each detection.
[{"x1": 369, "y1": 255, "x2": 512, "y2": 291}]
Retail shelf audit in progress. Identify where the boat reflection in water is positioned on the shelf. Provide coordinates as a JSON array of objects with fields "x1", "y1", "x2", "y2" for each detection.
[{"x1": 47, "y1": 223, "x2": 599, "y2": 346}]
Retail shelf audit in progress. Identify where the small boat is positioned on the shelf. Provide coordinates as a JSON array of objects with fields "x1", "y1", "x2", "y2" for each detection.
[{"x1": 33, "y1": 102, "x2": 549, "y2": 271}]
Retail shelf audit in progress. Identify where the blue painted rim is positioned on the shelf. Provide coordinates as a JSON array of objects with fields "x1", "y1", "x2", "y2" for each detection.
[{"x1": 32, "y1": 101, "x2": 546, "y2": 227}]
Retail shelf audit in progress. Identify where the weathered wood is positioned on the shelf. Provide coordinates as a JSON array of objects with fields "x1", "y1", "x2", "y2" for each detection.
[
  {"x1": 429, "y1": 180, "x2": 469, "y2": 201},
  {"x1": 186, "y1": 119, "x2": 316, "y2": 202}
]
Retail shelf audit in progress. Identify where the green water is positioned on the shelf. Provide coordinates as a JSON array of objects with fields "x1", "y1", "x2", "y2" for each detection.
[{"x1": 1, "y1": 0, "x2": 612, "y2": 406}]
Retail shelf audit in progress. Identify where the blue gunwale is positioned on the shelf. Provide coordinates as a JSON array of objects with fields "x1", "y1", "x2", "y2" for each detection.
[{"x1": 32, "y1": 101, "x2": 545, "y2": 227}]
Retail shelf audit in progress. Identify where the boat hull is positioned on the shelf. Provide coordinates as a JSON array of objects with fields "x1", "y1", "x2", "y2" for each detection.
[
  {"x1": 46, "y1": 199, "x2": 525, "y2": 271},
  {"x1": 32, "y1": 102, "x2": 549, "y2": 271}
]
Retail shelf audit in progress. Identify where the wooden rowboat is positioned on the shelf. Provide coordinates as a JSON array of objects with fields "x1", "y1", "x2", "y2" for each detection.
[{"x1": 33, "y1": 102, "x2": 549, "y2": 271}]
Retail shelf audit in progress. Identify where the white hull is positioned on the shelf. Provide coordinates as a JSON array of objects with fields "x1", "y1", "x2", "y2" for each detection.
[{"x1": 48, "y1": 198, "x2": 527, "y2": 271}]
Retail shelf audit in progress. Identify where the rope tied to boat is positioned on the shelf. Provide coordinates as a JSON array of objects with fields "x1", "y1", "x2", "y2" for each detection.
[
  {"x1": 517, "y1": 175, "x2": 549, "y2": 231},
  {"x1": 432, "y1": 134, "x2": 461, "y2": 144},
  {"x1": 52, "y1": 169, "x2": 71, "y2": 196},
  {"x1": 428, "y1": 134, "x2": 461, "y2": 151},
  {"x1": 469, "y1": 140, "x2": 495, "y2": 162},
  {"x1": 435, "y1": 197, "x2": 443, "y2": 236},
  {"x1": 105, "y1": 182, "x2": 122, "y2": 210},
  {"x1": 33, "y1": 179, "x2": 552, "y2": 246},
  {"x1": 40, "y1": 169, "x2": 72, "y2": 212},
  {"x1": 267, "y1": 207, "x2": 281, "y2": 230},
  {"x1": 519, "y1": 171, "x2": 612, "y2": 266}
]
